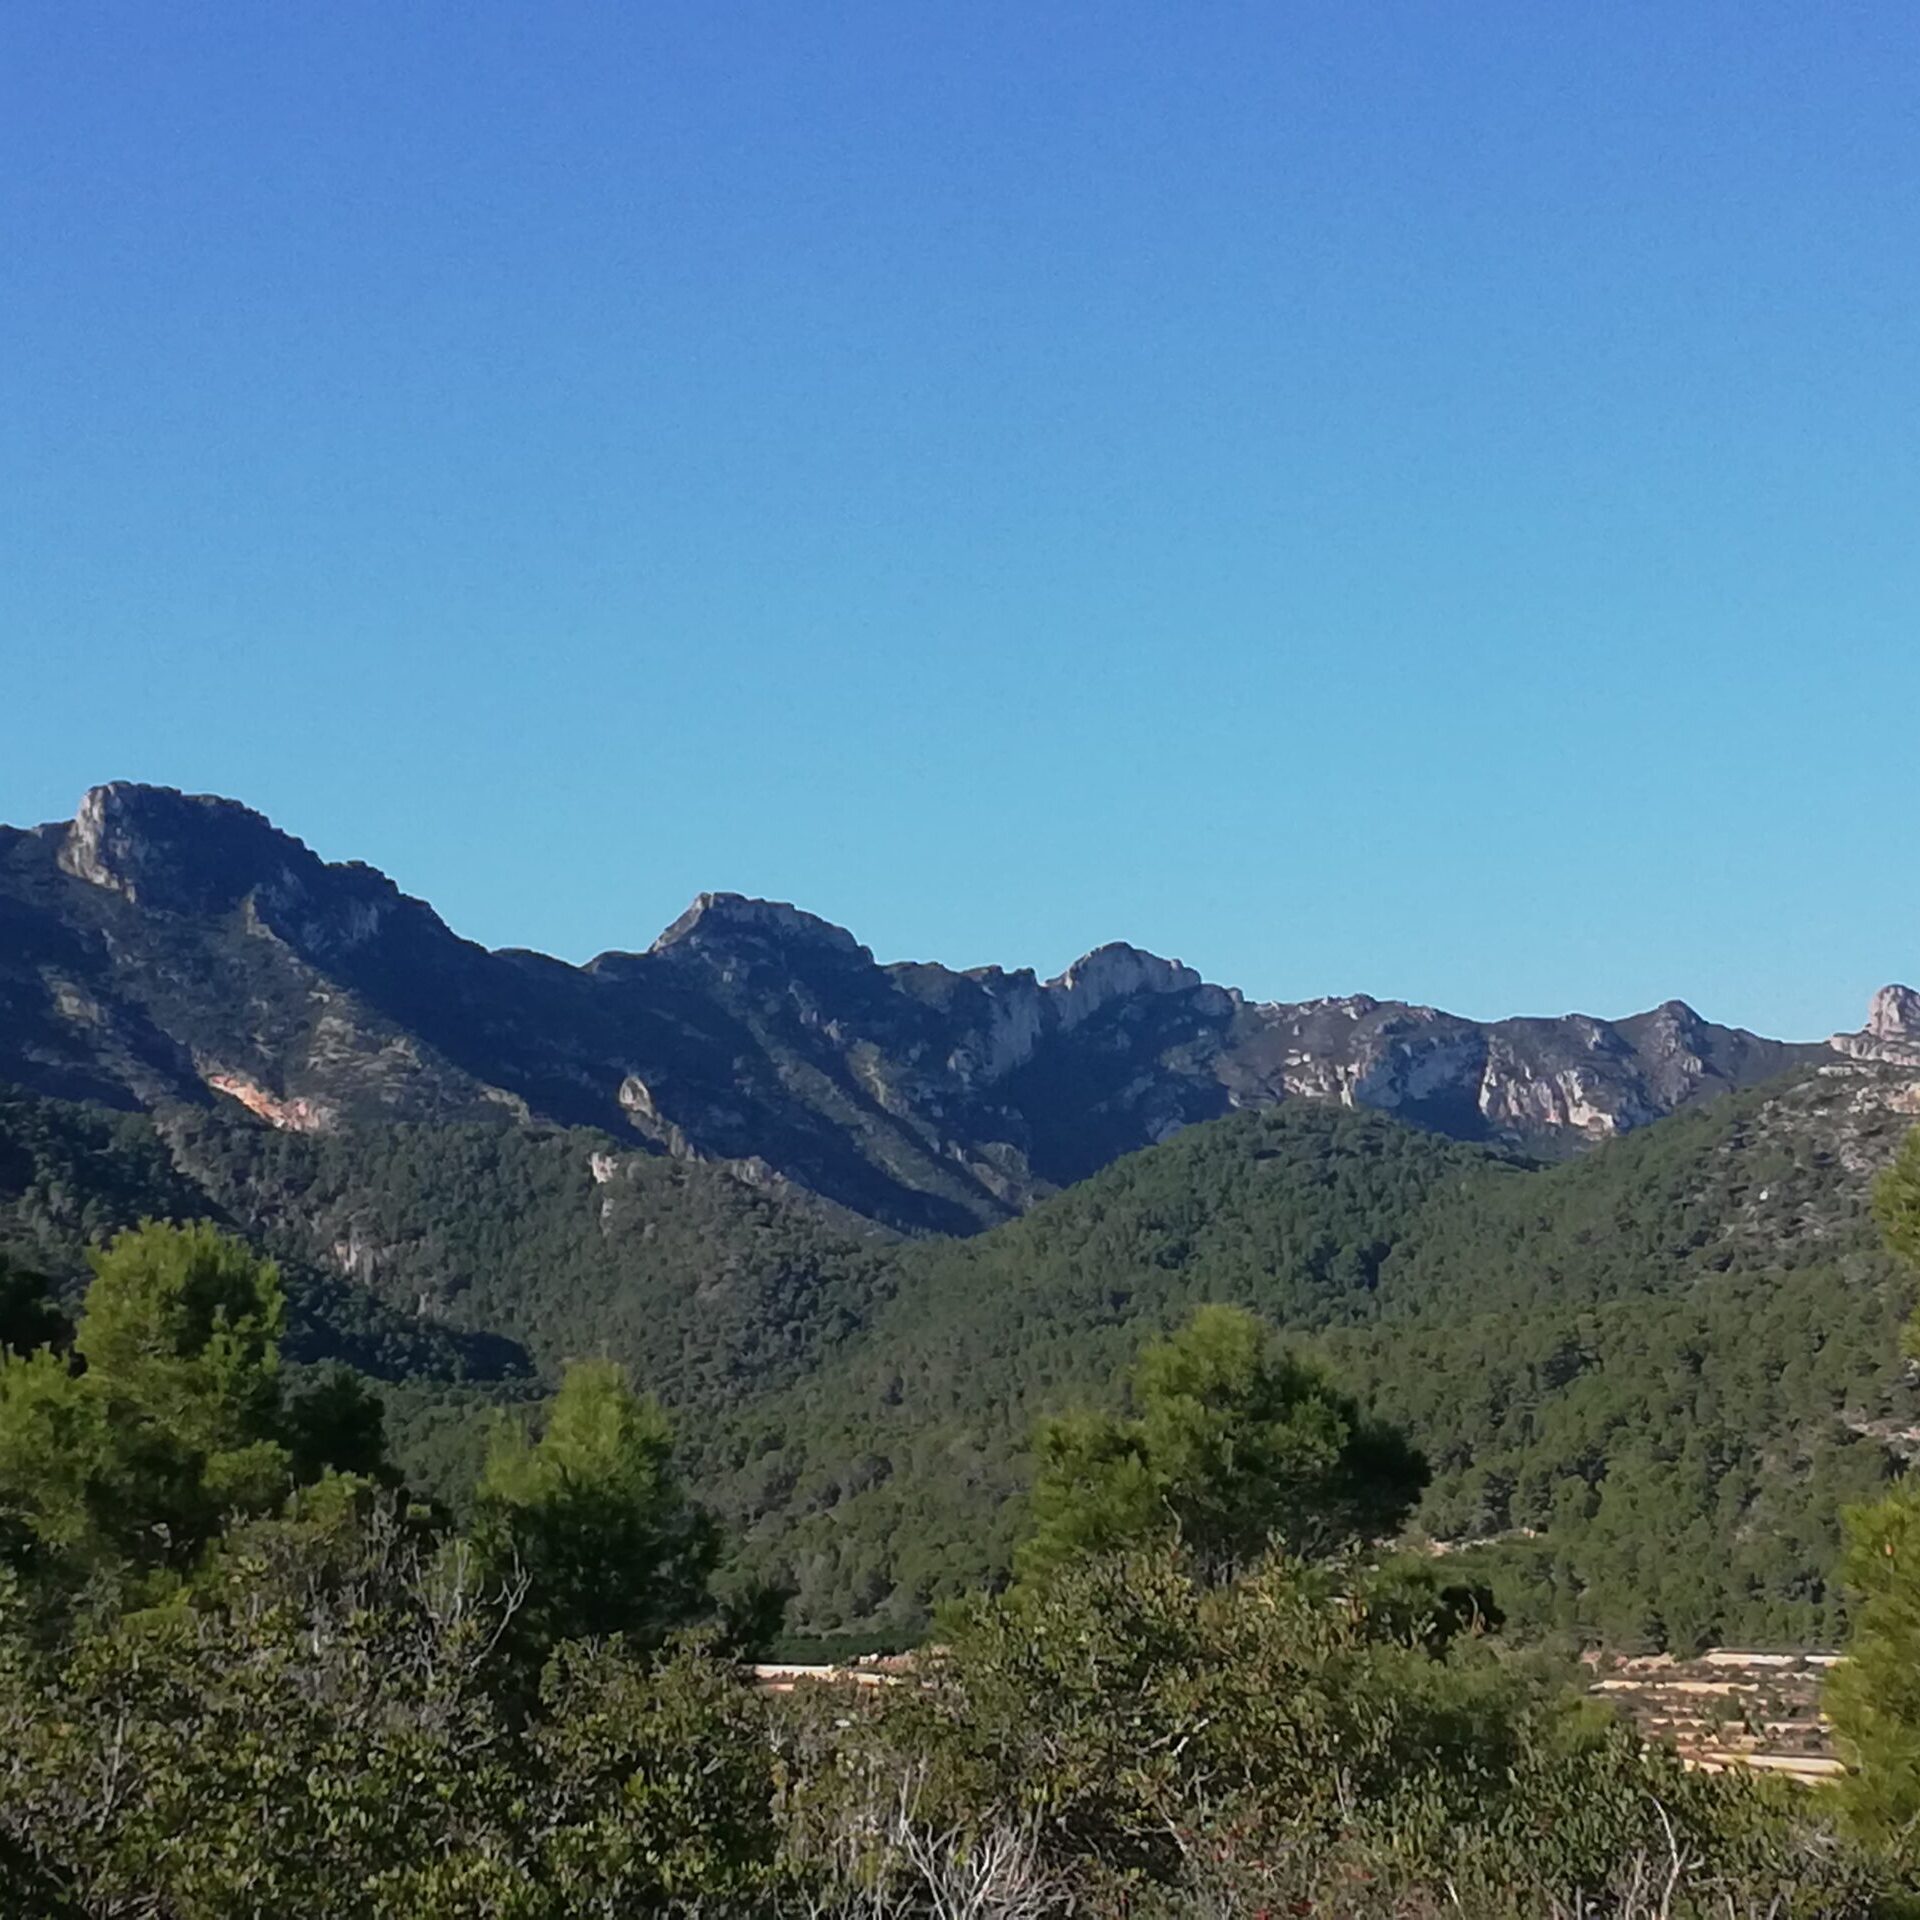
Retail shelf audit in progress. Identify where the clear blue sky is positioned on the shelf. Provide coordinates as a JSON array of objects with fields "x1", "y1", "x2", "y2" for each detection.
[{"x1": 4, "y1": 3, "x2": 1914, "y2": 1039}]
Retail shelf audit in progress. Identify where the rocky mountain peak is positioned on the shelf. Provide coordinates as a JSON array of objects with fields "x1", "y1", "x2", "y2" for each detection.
[
  {"x1": 645, "y1": 892, "x2": 872, "y2": 965},
  {"x1": 1827, "y1": 986, "x2": 1920, "y2": 1067},
  {"x1": 1044, "y1": 942, "x2": 1204, "y2": 1029},
  {"x1": 52, "y1": 784, "x2": 423, "y2": 965},
  {"x1": 0, "y1": 782, "x2": 1860, "y2": 1233},
  {"x1": 1867, "y1": 985, "x2": 1920, "y2": 1042},
  {"x1": 1637, "y1": 999, "x2": 1709, "y2": 1050},
  {"x1": 58, "y1": 783, "x2": 324, "y2": 914}
]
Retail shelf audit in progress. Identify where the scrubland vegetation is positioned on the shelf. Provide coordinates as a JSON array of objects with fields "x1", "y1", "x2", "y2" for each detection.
[{"x1": 8, "y1": 1151, "x2": 1920, "y2": 1916}]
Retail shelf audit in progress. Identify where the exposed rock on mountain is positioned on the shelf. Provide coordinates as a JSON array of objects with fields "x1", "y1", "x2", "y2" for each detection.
[
  {"x1": 1833, "y1": 985, "x2": 1920, "y2": 1066},
  {"x1": 0, "y1": 783, "x2": 1896, "y2": 1231}
]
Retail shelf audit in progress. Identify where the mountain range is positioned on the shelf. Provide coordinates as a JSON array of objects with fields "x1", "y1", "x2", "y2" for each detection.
[
  {"x1": 4, "y1": 782, "x2": 1912, "y2": 1234},
  {"x1": 4, "y1": 782, "x2": 1920, "y2": 1646}
]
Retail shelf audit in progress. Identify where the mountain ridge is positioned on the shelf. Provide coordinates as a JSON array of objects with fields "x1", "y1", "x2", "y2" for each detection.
[{"x1": 0, "y1": 781, "x2": 1902, "y2": 1232}]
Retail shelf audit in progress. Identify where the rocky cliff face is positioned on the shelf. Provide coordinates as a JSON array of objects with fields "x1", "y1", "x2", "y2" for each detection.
[
  {"x1": 0, "y1": 784, "x2": 1895, "y2": 1232},
  {"x1": 1832, "y1": 986, "x2": 1920, "y2": 1067}
]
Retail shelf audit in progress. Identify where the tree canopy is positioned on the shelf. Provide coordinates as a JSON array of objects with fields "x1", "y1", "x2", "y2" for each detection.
[
  {"x1": 0, "y1": 1206, "x2": 1901, "y2": 1916},
  {"x1": 1017, "y1": 1304, "x2": 1426, "y2": 1586},
  {"x1": 474, "y1": 1357, "x2": 720, "y2": 1671},
  {"x1": 1829, "y1": 1128, "x2": 1920, "y2": 1844}
]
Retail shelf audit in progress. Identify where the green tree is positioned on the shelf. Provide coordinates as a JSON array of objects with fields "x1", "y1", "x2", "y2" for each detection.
[
  {"x1": 1875, "y1": 1124, "x2": 1920, "y2": 1280},
  {"x1": 533, "y1": 1636, "x2": 786, "y2": 1911},
  {"x1": 472, "y1": 1358, "x2": 719, "y2": 1669},
  {"x1": 0, "y1": 1484, "x2": 791, "y2": 1919},
  {"x1": 74, "y1": 1221, "x2": 292, "y2": 1535},
  {"x1": 808, "y1": 1542, "x2": 1878, "y2": 1918},
  {"x1": 0, "y1": 1345, "x2": 109, "y2": 1597},
  {"x1": 1828, "y1": 1485, "x2": 1920, "y2": 1844},
  {"x1": 0, "y1": 1223, "x2": 388, "y2": 1603},
  {"x1": 281, "y1": 1367, "x2": 392, "y2": 1485},
  {"x1": 1016, "y1": 1304, "x2": 1426, "y2": 1585},
  {"x1": 1830, "y1": 1126, "x2": 1920, "y2": 1844}
]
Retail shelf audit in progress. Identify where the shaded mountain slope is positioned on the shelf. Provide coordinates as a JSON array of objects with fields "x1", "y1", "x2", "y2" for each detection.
[
  {"x1": 0, "y1": 1081, "x2": 525, "y2": 1384},
  {"x1": 0, "y1": 782, "x2": 1878, "y2": 1232},
  {"x1": 0, "y1": 1077, "x2": 895, "y2": 1504},
  {"x1": 160, "y1": 1108, "x2": 893, "y2": 1417}
]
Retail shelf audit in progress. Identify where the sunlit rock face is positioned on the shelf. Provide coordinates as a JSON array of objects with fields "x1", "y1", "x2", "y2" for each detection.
[
  {"x1": 1830, "y1": 986, "x2": 1920, "y2": 1065},
  {"x1": 0, "y1": 782, "x2": 1849, "y2": 1233},
  {"x1": 59, "y1": 783, "x2": 308, "y2": 911}
]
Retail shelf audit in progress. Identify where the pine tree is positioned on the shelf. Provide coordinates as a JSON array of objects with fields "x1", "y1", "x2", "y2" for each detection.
[
  {"x1": 1829, "y1": 1129, "x2": 1920, "y2": 1841},
  {"x1": 1016, "y1": 1304, "x2": 1426, "y2": 1586}
]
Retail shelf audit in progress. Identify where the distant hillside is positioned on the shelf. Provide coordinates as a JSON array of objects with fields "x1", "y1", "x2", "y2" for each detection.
[
  {"x1": 721, "y1": 1061, "x2": 1920, "y2": 1647},
  {"x1": 160, "y1": 1109, "x2": 889, "y2": 1404},
  {"x1": 5, "y1": 944, "x2": 1920, "y2": 1652},
  {"x1": 5, "y1": 781, "x2": 1897, "y2": 1233},
  {"x1": 0, "y1": 1079, "x2": 896, "y2": 1507},
  {"x1": 0, "y1": 1081, "x2": 526, "y2": 1385}
]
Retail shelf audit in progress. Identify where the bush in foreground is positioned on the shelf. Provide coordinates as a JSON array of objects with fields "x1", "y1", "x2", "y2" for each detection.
[{"x1": 781, "y1": 1545, "x2": 1886, "y2": 1918}]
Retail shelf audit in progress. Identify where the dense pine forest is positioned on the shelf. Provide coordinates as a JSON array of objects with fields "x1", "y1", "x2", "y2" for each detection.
[
  {"x1": 747, "y1": 1069, "x2": 1918, "y2": 1649},
  {"x1": 11, "y1": 1003, "x2": 1918, "y2": 1919},
  {"x1": 4, "y1": 1064, "x2": 1913, "y2": 1651},
  {"x1": 8, "y1": 1115, "x2": 1920, "y2": 1913},
  {"x1": 7, "y1": 1057, "x2": 1920, "y2": 1912}
]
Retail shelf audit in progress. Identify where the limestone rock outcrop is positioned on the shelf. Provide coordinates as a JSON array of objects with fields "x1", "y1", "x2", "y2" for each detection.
[{"x1": 1831, "y1": 985, "x2": 1920, "y2": 1065}]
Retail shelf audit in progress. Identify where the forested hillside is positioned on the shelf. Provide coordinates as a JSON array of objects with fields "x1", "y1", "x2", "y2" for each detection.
[
  {"x1": 6, "y1": 1221, "x2": 1889, "y2": 1917},
  {"x1": 163, "y1": 1110, "x2": 892, "y2": 1410},
  {"x1": 161, "y1": 1108, "x2": 897, "y2": 1511},
  {"x1": 726, "y1": 1066, "x2": 1920, "y2": 1644},
  {"x1": 2, "y1": 1061, "x2": 1916, "y2": 1649},
  {"x1": 0, "y1": 1082, "x2": 896, "y2": 1514},
  {"x1": 0, "y1": 1083, "x2": 527, "y2": 1385}
]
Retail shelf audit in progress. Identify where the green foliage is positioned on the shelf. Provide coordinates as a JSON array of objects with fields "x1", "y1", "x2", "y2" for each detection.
[
  {"x1": 0, "y1": 1080, "x2": 531, "y2": 1384},
  {"x1": 0, "y1": 1345, "x2": 109, "y2": 1595},
  {"x1": 281, "y1": 1366, "x2": 393, "y2": 1484},
  {"x1": 1017, "y1": 1304, "x2": 1425, "y2": 1585},
  {"x1": 1829, "y1": 1478, "x2": 1920, "y2": 1845},
  {"x1": 5, "y1": 1068, "x2": 1919, "y2": 1648},
  {"x1": 76, "y1": 1219, "x2": 289, "y2": 1510},
  {"x1": 0, "y1": 1223, "x2": 391, "y2": 1607},
  {"x1": 0, "y1": 1492, "x2": 789, "y2": 1919},
  {"x1": 0, "y1": 1173, "x2": 1900, "y2": 1918},
  {"x1": 0, "y1": 1084, "x2": 212, "y2": 1281},
  {"x1": 163, "y1": 1105, "x2": 888, "y2": 1406},
  {"x1": 1881, "y1": 1125, "x2": 1920, "y2": 1323},
  {"x1": 785, "y1": 1543, "x2": 1885, "y2": 1917},
  {"x1": 1349, "y1": 1551, "x2": 1505, "y2": 1655},
  {"x1": 1830, "y1": 1125, "x2": 1920, "y2": 1849},
  {"x1": 472, "y1": 1358, "x2": 721, "y2": 1670},
  {"x1": 746, "y1": 1085, "x2": 1920, "y2": 1641},
  {"x1": 0, "y1": 1255, "x2": 67, "y2": 1357},
  {"x1": 908, "y1": 1547, "x2": 1523, "y2": 1882},
  {"x1": 533, "y1": 1636, "x2": 785, "y2": 1911}
]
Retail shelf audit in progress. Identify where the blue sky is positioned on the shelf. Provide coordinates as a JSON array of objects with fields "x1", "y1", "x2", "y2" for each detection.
[{"x1": 3, "y1": 3, "x2": 1914, "y2": 1039}]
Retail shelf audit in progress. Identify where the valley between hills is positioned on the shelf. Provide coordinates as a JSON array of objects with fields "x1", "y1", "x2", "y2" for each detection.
[{"x1": 3, "y1": 784, "x2": 1918, "y2": 1648}]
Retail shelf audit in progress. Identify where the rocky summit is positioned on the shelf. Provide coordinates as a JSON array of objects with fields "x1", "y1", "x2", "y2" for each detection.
[{"x1": 0, "y1": 783, "x2": 1899, "y2": 1233}]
